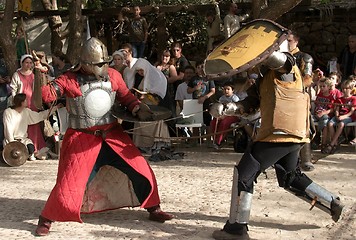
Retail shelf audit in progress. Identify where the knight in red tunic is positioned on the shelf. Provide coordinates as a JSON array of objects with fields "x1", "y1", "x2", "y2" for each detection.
[{"x1": 35, "y1": 38, "x2": 174, "y2": 236}]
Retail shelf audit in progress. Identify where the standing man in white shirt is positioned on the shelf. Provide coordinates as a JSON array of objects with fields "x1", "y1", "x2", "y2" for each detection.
[{"x1": 223, "y1": 2, "x2": 249, "y2": 39}]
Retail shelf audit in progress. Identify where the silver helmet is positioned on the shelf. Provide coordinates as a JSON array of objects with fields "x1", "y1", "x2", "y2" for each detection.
[{"x1": 80, "y1": 37, "x2": 112, "y2": 80}]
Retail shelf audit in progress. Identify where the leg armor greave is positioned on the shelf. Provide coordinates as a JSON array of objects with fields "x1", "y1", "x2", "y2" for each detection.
[
  {"x1": 275, "y1": 164, "x2": 343, "y2": 222},
  {"x1": 228, "y1": 166, "x2": 253, "y2": 224},
  {"x1": 228, "y1": 152, "x2": 261, "y2": 225}
]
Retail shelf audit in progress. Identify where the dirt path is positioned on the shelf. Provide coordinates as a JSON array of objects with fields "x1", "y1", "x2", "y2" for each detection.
[{"x1": 0, "y1": 145, "x2": 355, "y2": 240}]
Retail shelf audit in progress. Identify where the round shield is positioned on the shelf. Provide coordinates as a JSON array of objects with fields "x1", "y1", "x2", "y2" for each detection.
[
  {"x1": 204, "y1": 19, "x2": 289, "y2": 79},
  {"x1": 112, "y1": 104, "x2": 172, "y2": 122},
  {"x1": 2, "y1": 141, "x2": 29, "y2": 167}
]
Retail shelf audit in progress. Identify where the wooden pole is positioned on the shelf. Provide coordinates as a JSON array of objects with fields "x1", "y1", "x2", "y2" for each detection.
[
  {"x1": 21, "y1": 17, "x2": 30, "y2": 54},
  {"x1": 21, "y1": 17, "x2": 31, "y2": 54}
]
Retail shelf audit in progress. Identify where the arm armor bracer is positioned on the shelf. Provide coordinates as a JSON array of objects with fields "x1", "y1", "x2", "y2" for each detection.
[{"x1": 302, "y1": 53, "x2": 314, "y2": 76}]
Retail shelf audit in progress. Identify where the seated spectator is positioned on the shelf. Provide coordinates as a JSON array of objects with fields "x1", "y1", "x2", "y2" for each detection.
[
  {"x1": 110, "y1": 49, "x2": 127, "y2": 75},
  {"x1": 210, "y1": 81, "x2": 239, "y2": 149},
  {"x1": 128, "y1": 58, "x2": 170, "y2": 153},
  {"x1": 187, "y1": 61, "x2": 215, "y2": 143},
  {"x1": 348, "y1": 74, "x2": 356, "y2": 95},
  {"x1": 325, "y1": 79, "x2": 356, "y2": 153},
  {"x1": 3, "y1": 93, "x2": 62, "y2": 160},
  {"x1": 175, "y1": 66, "x2": 194, "y2": 113},
  {"x1": 313, "y1": 78, "x2": 335, "y2": 153},
  {"x1": 175, "y1": 66, "x2": 194, "y2": 140},
  {"x1": 329, "y1": 72, "x2": 343, "y2": 99},
  {"x1": 311, "y1": 68, "x2": 324, "y2": 96},
  {"x1": 329, "y1": 72, "x2": 342, "y2": 89}
]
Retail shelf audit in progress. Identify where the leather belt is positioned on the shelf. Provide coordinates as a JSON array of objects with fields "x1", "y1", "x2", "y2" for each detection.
[{"x1": 76, "y1": 124, "x2": 118, "y2": 139}]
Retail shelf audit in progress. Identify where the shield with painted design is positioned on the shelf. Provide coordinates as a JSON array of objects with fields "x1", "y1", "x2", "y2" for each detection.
[{"x1": 204, "y1": 19, "x2": 289, "y2": 78}]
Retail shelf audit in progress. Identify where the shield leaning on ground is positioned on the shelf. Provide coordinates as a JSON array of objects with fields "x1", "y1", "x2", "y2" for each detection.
[
  {"x1": 204, "y1": 19, "x2": 289, "y2": 79},
  {"x1": 2, "y1": 141, "x2": 29, "y2": 167}
]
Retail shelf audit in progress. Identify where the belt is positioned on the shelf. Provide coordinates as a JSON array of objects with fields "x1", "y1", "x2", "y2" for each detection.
[{"x1": 76, "y1": 124, "x2": 119, "y2": 139}]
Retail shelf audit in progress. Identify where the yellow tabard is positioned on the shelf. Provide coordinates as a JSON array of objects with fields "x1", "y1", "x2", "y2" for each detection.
[{"x1": 255, "y1": 65, "x2": 310, "y2": 143}]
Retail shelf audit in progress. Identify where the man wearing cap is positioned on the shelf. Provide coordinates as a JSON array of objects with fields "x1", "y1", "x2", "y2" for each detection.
[{"x1": 35, "y1": 37, "x2": 174, "y2": 236}]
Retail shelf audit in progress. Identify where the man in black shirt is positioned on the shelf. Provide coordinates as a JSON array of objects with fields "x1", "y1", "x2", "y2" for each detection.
[{"x1": 337, "y1": 34, "x2": 356, "y2": 81}]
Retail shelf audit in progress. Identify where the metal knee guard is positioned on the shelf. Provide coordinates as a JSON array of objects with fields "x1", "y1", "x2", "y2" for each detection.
[
  {"x1": 275, "y1": 164, "x2": 343, "y2": 222},
  {"x1": 299, "y1": 143, "x2": 314, "y2": 171}
]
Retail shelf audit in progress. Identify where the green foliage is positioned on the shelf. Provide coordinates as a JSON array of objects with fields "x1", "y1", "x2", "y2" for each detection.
[
  {"x1": 99, "y1": 0, "x2": 215, "y2": 61},
  {"x1": 92, "y1": 0, "x2": 213, "y2": 8}
]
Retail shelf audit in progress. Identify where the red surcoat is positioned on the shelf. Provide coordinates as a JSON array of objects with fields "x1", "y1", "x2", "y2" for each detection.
[{"x1": 40, "y1": 68, "x2": 160, "y2": 222}]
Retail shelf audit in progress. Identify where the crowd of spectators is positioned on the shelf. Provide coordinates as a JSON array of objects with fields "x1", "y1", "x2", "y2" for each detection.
[{"x1": 0, "y1": 3, "x2": 355, "y2": 164}]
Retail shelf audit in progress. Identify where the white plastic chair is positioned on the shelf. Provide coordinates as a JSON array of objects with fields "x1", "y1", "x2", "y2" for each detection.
[{"x1": 175, "y1": 99, "x2": 205, "y2": 144}]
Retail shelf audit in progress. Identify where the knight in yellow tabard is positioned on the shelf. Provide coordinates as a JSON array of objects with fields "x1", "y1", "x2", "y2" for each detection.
[{"x1": 206, "y1": 20, "x2": 344, "y2": 240}]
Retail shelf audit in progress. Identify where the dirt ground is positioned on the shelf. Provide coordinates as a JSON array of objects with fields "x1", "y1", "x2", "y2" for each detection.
[{"x1": 0, "y1": 143, "x2": 355, "y2": 240}]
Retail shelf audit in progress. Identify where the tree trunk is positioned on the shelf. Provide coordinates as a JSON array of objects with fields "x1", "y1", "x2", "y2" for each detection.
[
  {"x1": 156, "y1": 12, "x2": 167, "y2": 56},
  {"x1": 40, "y1": 0, "x2": 65, "y2": 57},
  {"x1": 251, "y1": 0, "x2": 265, "y2": 19},
  {"x1": 66, "y1": 0, "x2": 83, "y2": 65},
  {"x1": 0, "y1": 0, "x2": 18, "y2": 76}
]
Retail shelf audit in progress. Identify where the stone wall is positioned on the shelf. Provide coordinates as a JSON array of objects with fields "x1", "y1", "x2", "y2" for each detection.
[{"x1": 289, "y1": 21, "x2": 356, "y2": 69}]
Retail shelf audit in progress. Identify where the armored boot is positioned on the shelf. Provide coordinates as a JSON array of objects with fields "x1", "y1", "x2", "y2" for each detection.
[
  {"x1": 275, "y1": 164, "x2": 344, "y2": 222},
  {"x1": 213, "y1": 164, "x2": 255, "y2": 240},
  {"x1": 213, "y1": 222, "x2": 249, "y2": 240},
  {"x1": 294, "y1": 182, "x2": 344, "y2": 222},
  {"x1": 299, "y1": 143, "x2": 315, "y2": 171},
  {"x1": 212, "y1": 190, "x2": 252, "y2": 240}
]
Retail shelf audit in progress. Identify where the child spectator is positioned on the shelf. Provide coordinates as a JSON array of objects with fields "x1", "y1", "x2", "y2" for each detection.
[
  {"x1": 325, "y1": 79, "x2": 356, "y2": 153},
  {"x1": 126, "y1": 6, "x2": 148, "y2": 58},
  {"x1": 329, "y1": 72, "x2": 342, "y2": 89},
  {"x1": 210, "y1": 81, "x2": 239, "y2": 149},
  {"x1": 329, "y1": 72, "x2": 343, "y2": 99},
  {"x1": 347, "y1": 75, "x2": 356, "y2": 95},
  {"x1": 314, "y1": 78, "x2": 335, "y2": 153},
  {"x1": 311, "y1": 68, "x2": 324, "y2": 96}
]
